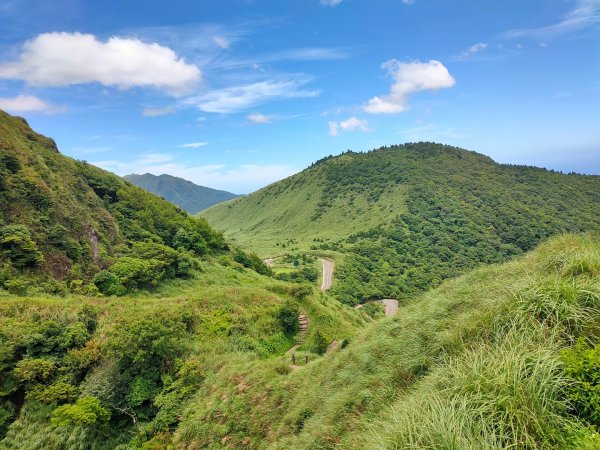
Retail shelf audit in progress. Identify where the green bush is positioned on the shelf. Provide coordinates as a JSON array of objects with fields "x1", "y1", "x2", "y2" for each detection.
[
  {"x1": 92, "y1": 270, "x2": 126, "y2": 296},
  {"x1": 51, "y1": 396, "x2": 110, "y2": 427},
  {"x1": 0, "y1": 224, "x2": 43, "y2": 268},
  {"x1": 14, "y1": 358, "x2": 55, "y2": 383},
  {"x1": 277, "y1": 301, "x2": 299, "y2": 335},
  {"x1": 109, "y1": 257, "x2": 165, "y2": 289},
  {"x1": 562, "y1": 340, "x2": 600, "y2": 427}
]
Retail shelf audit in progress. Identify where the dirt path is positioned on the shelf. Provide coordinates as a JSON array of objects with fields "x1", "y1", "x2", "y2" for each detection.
[{"x1": 320, "y1": 258, "x2": 334, "y2": 291}]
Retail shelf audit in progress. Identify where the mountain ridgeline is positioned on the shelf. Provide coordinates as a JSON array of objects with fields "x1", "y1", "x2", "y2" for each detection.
[
  {"x1": 124, "y1": 173, "x2": 240, "y2": 214},
  {"x1": 203, "y1": 143, "x2": 600, "y2": 304},
  {"x1": 0, "y1": 109, "x2": 268, "y2": 297}
]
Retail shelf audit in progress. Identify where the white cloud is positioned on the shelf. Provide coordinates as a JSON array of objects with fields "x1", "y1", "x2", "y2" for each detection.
[
  {"x1": 0, "y1": 32, "x2": 201, "y2": 95},
  {"x1": 186, "y1": 79, "x2": 319, "y2": 114},
  {"x1": 364, "y1": 59, "x2": 455, "y2": 114},
  {"x1": 504, "y1": 0, "x2": 600, "y2": 40},
  {"x1": 142, "y1": 107, "x2": 176, "y2": 117},
  {"x1": 453, "y1": 42, "x2": 488, "y2": 60},
  {"x1": 179, "y1": 142, "x2": 208, "y2": 148},
  {"x1": 321, "y1": 0, "x2": 343, "y2": 6},
  {"x1": 248, "y1": 113, "x2": 271, "y2": 124},
  {"x1": 329, "y1": 117, "x2": 370, "y2": 136},
  {"x1": 93, "y1": 153, "x2": 298, "y2": 193},
  {"x1": 328, "y1": 121, "x2": 339, "y2": 136},
  {"x1": 0, "y1": 94, "x2": 64, "y2": 114},
  {"x1": 213, "y1": 36, "x2": 230, "y2": 49}
]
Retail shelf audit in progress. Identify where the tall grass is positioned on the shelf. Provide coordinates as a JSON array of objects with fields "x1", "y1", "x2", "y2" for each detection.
[{"x1": 174, "y1": 234, "x2": 600, "y2": 449}]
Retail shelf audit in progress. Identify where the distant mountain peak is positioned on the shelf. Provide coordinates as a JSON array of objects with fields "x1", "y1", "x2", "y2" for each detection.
[{"x1": 124, "y1": 173, "x2": 240, "y2": 214}]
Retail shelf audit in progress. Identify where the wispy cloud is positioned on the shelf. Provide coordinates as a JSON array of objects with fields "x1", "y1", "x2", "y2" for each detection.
[
  {"x1": 142, "y1": 107, "x2": 176, "y2": 117},
  {"x1": 503, "y1": 0, "x2": 600, "y2": 40},
  {"x1": 0, "y1": 94, "x2": 65, "y2": 114},
  {"x1": 320, "y1": 0, "x2": 343, "y2": 6},
  {"x1": 328, "y1": 117, "x2": 371, "y2": 136},
  {"x1": 179, "y1": 142, "x2": 208, "y2": 148},
  {"x1": 213, "y1": 36, "x2": 230, "y2": 49},
  {"x1": 185, "y1": 78, "x2": 319, "y2": 114},
  {"x1": 452, "y1": 42, "x2": 488, "y2": 61},
  {"x1": 364, "y1": 60, "x2": 455, "y2": 114},
  {"x1": 93, "y1": 153, "x2": 298, "y2": 193},
  {"x1": 0, "y1": 32, "x2": 201, "y2": 95},
  {"x1": 248, "y1": 112, "x2": 271, "y2": 124}
]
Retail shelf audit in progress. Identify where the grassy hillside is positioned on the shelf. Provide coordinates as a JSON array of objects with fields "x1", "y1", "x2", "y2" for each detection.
[
  {"x1": 0, "y1": 257, "x2": 367, "y2": 448},
  {"x1": 203, "y1": 143, "x2": 600, "y2": 304},
  {"x1": 124, "y1": 173, "x2": 240, "y2": 214},
  {"x1": 173, "y1": 233, "x2": 600, "y2": 449},
  {"x1": 0, "y1": 109, "x2": 261, "y2": 297}
]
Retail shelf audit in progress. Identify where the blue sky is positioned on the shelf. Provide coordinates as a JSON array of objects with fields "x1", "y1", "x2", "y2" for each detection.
[{"x1": 0, "y1": 0, "x2": 599, "y2": 193}]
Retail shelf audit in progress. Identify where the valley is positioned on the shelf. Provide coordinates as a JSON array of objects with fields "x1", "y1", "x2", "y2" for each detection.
[{"x1": 1, "y1": 113, "x2": 599, "y2": 449}]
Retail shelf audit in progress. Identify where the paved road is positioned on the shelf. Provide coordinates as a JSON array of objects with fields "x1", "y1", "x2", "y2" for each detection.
[
  {"x1": 381, "y1": 299, "x2": 399, "y2": 316},
  {"x1": 355, "y1": 299, "x2": 399, "y2": 317},
  {"x1": 321, "y1": 258, "x2": 334, "y2": 291}
]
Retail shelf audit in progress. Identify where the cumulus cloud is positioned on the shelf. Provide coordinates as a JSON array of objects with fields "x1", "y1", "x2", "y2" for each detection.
[
  {"x1": 248, "y1": 113, "x2": 271, "y2": 124},
  {"x1": 179, "y1": 142, "x2": 208, "y2": 148},
  {"x1": 329, "y1": 117, "x2": 370, "y2": 136},
  {"x1": 142, "y1": 107, "x2": 176, "y2": 117},
  {"x1": 0, "y1": 94, "x2": 64, "y2": 114},
  {"x1": 504, "y1": 0, "x2": 600, "y2": 39},
  {"x1": 93, "y1": 153, "x2": 297, "y2": 193},
  {"x1": 364, "y1": 59, "x2": 455, "y2": 114},
  {"x1": 186, "y1": 79, "x2": 319, "y2": 114},
  {"x1": 0, "y1": 32, "x2": 201, "y2": 95}
]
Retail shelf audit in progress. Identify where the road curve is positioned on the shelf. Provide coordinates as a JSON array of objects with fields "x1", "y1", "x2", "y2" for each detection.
[
  {"x1": 381, "y1": 299, "x2": 399, "y2": 316},
  {"x1": 320, "y1": 258, "x2": 334, "y2": 291},
  {"x1": 355, "y1": 299, "x2": 399, "y2": 317}
]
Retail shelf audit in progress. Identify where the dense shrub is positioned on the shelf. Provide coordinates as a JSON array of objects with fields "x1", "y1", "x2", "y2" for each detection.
[
  {"x1": 0, "y1": 224, "x2": 43, "y2": 268},
  {"x1": 277, "y1": 301, "x2": 299, "y2": 334},
  {"x1": 562, "y1": 340, "x2": 600, "y2": 427}
]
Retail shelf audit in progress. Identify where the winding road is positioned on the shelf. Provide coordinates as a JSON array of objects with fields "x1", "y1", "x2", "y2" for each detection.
[{"x1": 320, "y1": 258, "x2": 334, "y2": 291}]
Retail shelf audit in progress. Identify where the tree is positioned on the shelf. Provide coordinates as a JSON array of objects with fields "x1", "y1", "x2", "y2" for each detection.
[
  {"x1": 51, "y1": 396, "x2": 110, "y2": 427},
  {"x1": 0, "y1": 224, "x2": 43, "y2": 268}
]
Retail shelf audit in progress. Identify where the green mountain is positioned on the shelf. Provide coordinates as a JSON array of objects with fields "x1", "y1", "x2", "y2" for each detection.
[
  {"x1": 202, "y1": 143, "x2": 600, "y2": 304},
  {"x1": 0, "y1": 109, "x2": 252, "y2": 296},
  {"x1": 2, "y1": 111, "x2": 600, "y2": 449},
  {"x1": 0, "y1": 109, "x2": 363, "y2": 446},
  {"x1": 124, "y1": 173, "x2": 240, "y2": 214}
]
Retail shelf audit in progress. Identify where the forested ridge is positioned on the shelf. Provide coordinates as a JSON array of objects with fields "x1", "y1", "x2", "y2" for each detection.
[
  {"x1": 204, "y1": 143, "x2": 600, "y2": 304},
  {"x1": 124, "y1": 173, "x2": 240, "y2": 214}
]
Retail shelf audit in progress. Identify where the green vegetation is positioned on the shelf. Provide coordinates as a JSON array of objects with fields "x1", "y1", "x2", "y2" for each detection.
[
  {"x1": 172, "y1": 234, "x2": 600, "y2": 449},
  {"x1": 0, "y1": 262, "x2": 366, "y2": 448},
  {"x1": 3, "y1": 109, "x2": 600, "y2": 448},
  {"x1": 124, "y1": 173, "x2": 240, "y2": 214},
  {"x1": 0, "y1": 110, "x2": 274, "y2": 297},
  {"x1": 203, "y1": 143, "x2": 600, "y2": 304}
]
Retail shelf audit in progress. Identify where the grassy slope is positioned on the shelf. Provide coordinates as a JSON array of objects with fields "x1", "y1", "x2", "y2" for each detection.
[
  {"x1": 0, "y1": 260, "x2": 367, "y2": 449},
  {"x1": 201, "y1": 155, "x2": 407, "y2": 256},
  {"x1": 0, "y1": 109, "x2": 225, "y2": 288},
  {"x1": 174, "y1": 233, "x2": 600, "y2": 449},
  {"x1": 202, "y1": 143, "x2": 600, "y2": 304}
]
